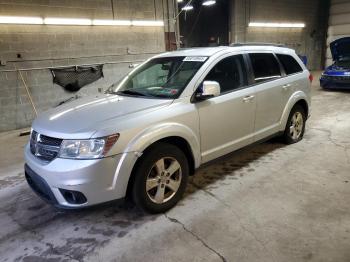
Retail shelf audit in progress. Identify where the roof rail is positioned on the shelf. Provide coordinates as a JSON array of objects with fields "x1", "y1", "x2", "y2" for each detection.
[{"x1": 230, "y1": 42, "x2": 286, "y2": 48}]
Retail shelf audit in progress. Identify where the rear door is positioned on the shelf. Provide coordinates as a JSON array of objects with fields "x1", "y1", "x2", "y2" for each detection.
[
  {"x1": 247, "y1": 52, "x2": 286, "y2": 141},
  {"x1": 275, "y1": 53, "x2": 305, "y2": 107}
]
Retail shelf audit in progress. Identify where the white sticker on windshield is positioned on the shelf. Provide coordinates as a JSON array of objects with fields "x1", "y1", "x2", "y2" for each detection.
[{"x1": 183, "y1": 56, "x2": 208, "y2": 62}]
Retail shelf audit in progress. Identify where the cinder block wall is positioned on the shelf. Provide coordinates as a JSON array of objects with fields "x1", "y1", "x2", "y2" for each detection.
[
  {"x1": 231, "y1": 0, "x2": 329, "y2": 70},
  {"x1": 0, "y1": 0, "x2": 168, "y2": 132}
]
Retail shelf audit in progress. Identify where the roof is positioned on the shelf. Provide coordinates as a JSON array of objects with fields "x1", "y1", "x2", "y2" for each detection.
[
  {"x1": 155, "y1": 47, "x2": 228, "y2": 57},
  {"x1": 155, "y1": 45, "x2": 295, "y2": 58}
]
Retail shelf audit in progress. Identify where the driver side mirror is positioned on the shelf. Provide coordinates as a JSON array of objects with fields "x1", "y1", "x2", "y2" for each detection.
[{"x1": 194, "y1": 81, "x2": 220, "y2": 102}]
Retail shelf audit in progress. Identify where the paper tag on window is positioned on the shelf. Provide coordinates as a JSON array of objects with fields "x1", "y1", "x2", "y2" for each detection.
[{"x1": 183, "y1": 56, "x2": 208, "y2": 62}]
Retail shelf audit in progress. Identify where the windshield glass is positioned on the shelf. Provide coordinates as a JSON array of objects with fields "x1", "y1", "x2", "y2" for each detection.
[{"x1": 106, "y1": 56, "x2": 207, "y2": 99}]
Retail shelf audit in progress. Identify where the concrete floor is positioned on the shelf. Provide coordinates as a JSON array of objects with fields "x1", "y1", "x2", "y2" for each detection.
[{"x1": 0, "y1": 71, "x2": 349, "y2": 262}]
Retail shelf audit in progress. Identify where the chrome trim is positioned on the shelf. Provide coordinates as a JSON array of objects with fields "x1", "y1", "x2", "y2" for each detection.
[{"x1": 30, "y1": 130, "x2": 62, "y2": 162}]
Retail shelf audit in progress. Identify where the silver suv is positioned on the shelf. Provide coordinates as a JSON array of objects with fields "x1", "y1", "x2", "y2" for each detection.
[{"x1": 24, "y1": 45, "x2": 311, "y2": 213}]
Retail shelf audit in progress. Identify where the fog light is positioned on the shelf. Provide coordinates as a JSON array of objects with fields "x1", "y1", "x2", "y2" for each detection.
[{"x1": 59, "y1": 189, "x2": 87, "y2": 204}]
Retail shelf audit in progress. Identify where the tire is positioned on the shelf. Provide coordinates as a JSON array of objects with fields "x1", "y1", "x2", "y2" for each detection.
[
  {"x1": 283, "y1": 104, "x2": 306, "y2": 144},
  {"x1": 131, "y1": 143, "x2": 189, "y2": 213}
]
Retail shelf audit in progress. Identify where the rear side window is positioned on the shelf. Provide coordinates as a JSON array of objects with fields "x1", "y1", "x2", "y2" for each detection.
[
  {"x1": 249, "y1": 53, "x2": 281, "y2": 83},
  {"x1": 276, "y1": 54, "x2": 303, "y2": 75}
]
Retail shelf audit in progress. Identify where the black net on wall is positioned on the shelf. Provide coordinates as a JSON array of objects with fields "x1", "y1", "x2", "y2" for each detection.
[{"x1": 51, "y1": 65, "x2": 104, "y2": 92}]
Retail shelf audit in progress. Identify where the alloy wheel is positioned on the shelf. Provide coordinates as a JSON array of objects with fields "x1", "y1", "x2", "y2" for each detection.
[
  {"x1": 146, "y1": 157, "x2": 182, "y2": 204},
  {"x1": 289, "y1": 111, "x2": 304, "y2": 140}
]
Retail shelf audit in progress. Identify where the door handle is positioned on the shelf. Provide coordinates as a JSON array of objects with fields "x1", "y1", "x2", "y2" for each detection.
[
  {"x1": 243, "y1": 95, "x2": 255, "y2": 102},
  {"x1": 282, "y1": 84, "x2": 291, "y2": 90}
]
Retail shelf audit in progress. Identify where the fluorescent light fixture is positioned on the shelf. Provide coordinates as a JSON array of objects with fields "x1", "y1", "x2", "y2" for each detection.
[
  {"x1": 182, "y1": 5, "x2": 194, "y2": 11},
  {"x1": 249, "y1": 22, "x2": 305, "y2": 28},
  {"x1": 0, "y1": 16, "x2": 43, "y2": 24},
  {"x1": 44, "y1": 18, "x2": 92, "y2": 25},
  {"x1": 0, "y1": 16, "x2": 164, "y2": 27},
  {"x1": 131, "y1": 20, "x2": 164, "y2": 26},
  {"x1": 203, "y1": 0, "x2": 216, "y2": 6},
  {"x1": 93, "y1": 19, "x2": 132, "y2": 26},
  {"x1": 177, "y1": 0, "x2": 184, "y2": 2}
]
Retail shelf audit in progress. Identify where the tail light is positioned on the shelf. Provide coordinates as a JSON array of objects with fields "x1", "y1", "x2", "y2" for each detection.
[{"x1": 309, "y1": 73, "x2": 313, "y2": 83}]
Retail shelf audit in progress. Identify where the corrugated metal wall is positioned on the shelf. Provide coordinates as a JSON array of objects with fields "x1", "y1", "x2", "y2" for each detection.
[{"x1": 326, "y1": 0, "x2": 350, "y2": 66}]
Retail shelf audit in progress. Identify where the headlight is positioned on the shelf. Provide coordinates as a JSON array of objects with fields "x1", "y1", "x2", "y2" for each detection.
[{"x1": 59, "y1": 134, "x2": 119, "y2": 159}]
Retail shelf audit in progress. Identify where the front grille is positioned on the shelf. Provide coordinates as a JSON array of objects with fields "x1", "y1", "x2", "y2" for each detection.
[
  {"x1": 40, "y1": 134, "x2": 63, "y2": 146},
  {"x1": 322, "y1": 75, "x2": 350, "y2": 81},
  {"x1": 30, "y1": 130, "x2": 63, "y2": 162}
]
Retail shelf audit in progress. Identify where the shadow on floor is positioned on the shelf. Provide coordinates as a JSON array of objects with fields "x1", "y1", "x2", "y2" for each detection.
[{"x1": 185, "y1": 138, "x2": 286, "y2": 197}]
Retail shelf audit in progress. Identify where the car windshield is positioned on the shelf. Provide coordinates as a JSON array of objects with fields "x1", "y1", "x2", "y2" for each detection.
[{"x1": 106, "y1": 56, "x2": 207, "y2": 99}]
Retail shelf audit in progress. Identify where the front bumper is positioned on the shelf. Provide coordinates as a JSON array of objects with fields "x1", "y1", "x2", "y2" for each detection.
[
  {"x1": 24, "y1": 143, "x2": 139, "y2": 208},
  {"x1": 320, "y1": 75, "x2": 350, "y2": 89}
]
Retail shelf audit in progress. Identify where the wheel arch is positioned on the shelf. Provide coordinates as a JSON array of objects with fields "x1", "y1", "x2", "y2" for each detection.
[
  {"x1": 280, "y1": 91, "x2": 310, "y2": 131},
  {"x1": 294, "y1": 99, "x2": 309, "y2": 117},
  {"x1": 125, "y1": 135, "x2": 197, "y2": 199},
  {"x1": 125, "y1": 123, "x2": 200, "y2": 168},
  {"x1": 123, "y1": 123, "x2": 200, "y2": 198}
]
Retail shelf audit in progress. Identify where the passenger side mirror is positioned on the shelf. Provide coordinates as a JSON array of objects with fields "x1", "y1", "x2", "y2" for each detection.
[{"x1": 194, "y1": 81, "x2": 220, "y2": 102}]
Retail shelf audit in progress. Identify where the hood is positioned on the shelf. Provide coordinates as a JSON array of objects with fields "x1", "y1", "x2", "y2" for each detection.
[
  {"x1": 325, "y1": 63, "x2": 350, "y2": 73},
  {"x1": 32, "y1": 94, "x2": 172, "y2": 139},
  {"x1": 330, "y1": 37, "x2": 350, "y2": 61}
]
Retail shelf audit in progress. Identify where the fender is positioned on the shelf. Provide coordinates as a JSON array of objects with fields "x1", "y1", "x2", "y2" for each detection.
[
  {"x1": 279, "y1": 90, "x2": 310, "y2": 131},
  {"x1": 108, "y1": 122, "x2": 200, "y2": 197},
  {"x1": 125, "y1": 122, "x2": 201, "y2": 168}
]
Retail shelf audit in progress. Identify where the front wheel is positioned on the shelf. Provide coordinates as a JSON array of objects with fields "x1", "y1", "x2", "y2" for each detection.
[
  {"x1": 283, "y1": 104, "x2": 306, "y2": 144},
  {"x1": 131, "y1": 143, "x2": 189, "y2": 213}
]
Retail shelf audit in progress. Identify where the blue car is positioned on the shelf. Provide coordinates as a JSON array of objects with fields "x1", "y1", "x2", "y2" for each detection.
[{"x1": 320, "y1": 37, "x2": 350, "y2": 89}]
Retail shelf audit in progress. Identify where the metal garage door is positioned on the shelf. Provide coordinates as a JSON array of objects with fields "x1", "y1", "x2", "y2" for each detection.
[{"x1": 326, "y1": 0, "x2": 350, "y2": 67}]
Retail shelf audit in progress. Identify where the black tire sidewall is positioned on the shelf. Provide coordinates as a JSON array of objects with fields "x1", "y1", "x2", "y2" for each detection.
[
  {"x1": 284, "y1": 104, "x2": 306, "y2": 144},
  {"x1": 131, "y1": 143, "x2": 189, "y2": 213}
]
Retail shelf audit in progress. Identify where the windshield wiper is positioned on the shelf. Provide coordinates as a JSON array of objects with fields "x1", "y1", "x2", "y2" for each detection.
[
  {"x1": 117, "y1": 89, "x2": 172, "y2": 99},
  {"x1": 150, "y1": 93, "x2": 172, "y2": 98},
  {"x1": 117, "y1": 90, "x2": 148, "y2": 97}
]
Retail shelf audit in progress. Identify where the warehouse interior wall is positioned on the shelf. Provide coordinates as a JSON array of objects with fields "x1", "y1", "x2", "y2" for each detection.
[
  {"x1": 326, "y1": 0, "x2": 350, "y2": 67},
  {"x1": 0, "y1": 0, "x2": 173, "y2": 132},
  {"x1": 178, "y1": 0, "x2": 229, "y2": 47},
  {"x1": 0, "y1": 0, "x2": 332, "y2": 132},
  {"x1": 230, "y1": 0, "x2": 329, "y2": 70}
]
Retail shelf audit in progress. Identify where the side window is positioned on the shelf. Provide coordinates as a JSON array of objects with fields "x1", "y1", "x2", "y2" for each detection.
[
  {"x1": 276, "y1": 54, "x2": 303, "y2": 75},
  {"x1": 204, "y1": 55, "x2": 247, "y2": 94},
  {"x1": 249, "y1": 53, "x2": 281, "y2": 83},
  {"x1": 166, "y1": 61, "x2": 203, "y2": 88}
]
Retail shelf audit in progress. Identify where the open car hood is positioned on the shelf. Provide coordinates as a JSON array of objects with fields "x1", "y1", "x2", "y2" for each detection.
[{"x1": 330, "y1": 37, "x2": 350, "y2": 61}]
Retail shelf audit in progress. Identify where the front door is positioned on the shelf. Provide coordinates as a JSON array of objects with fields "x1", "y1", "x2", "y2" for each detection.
[{"x1": 196, "y1": 55, "x2": 256, "y2": 163}]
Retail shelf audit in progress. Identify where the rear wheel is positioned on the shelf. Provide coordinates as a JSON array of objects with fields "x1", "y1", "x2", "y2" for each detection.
[
  {"x1": 131, "y1": 143, "x2": 189, "y2": 213},
  {"x1": 283, "y1": 105, "x2": 306, "y2": 144}
]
